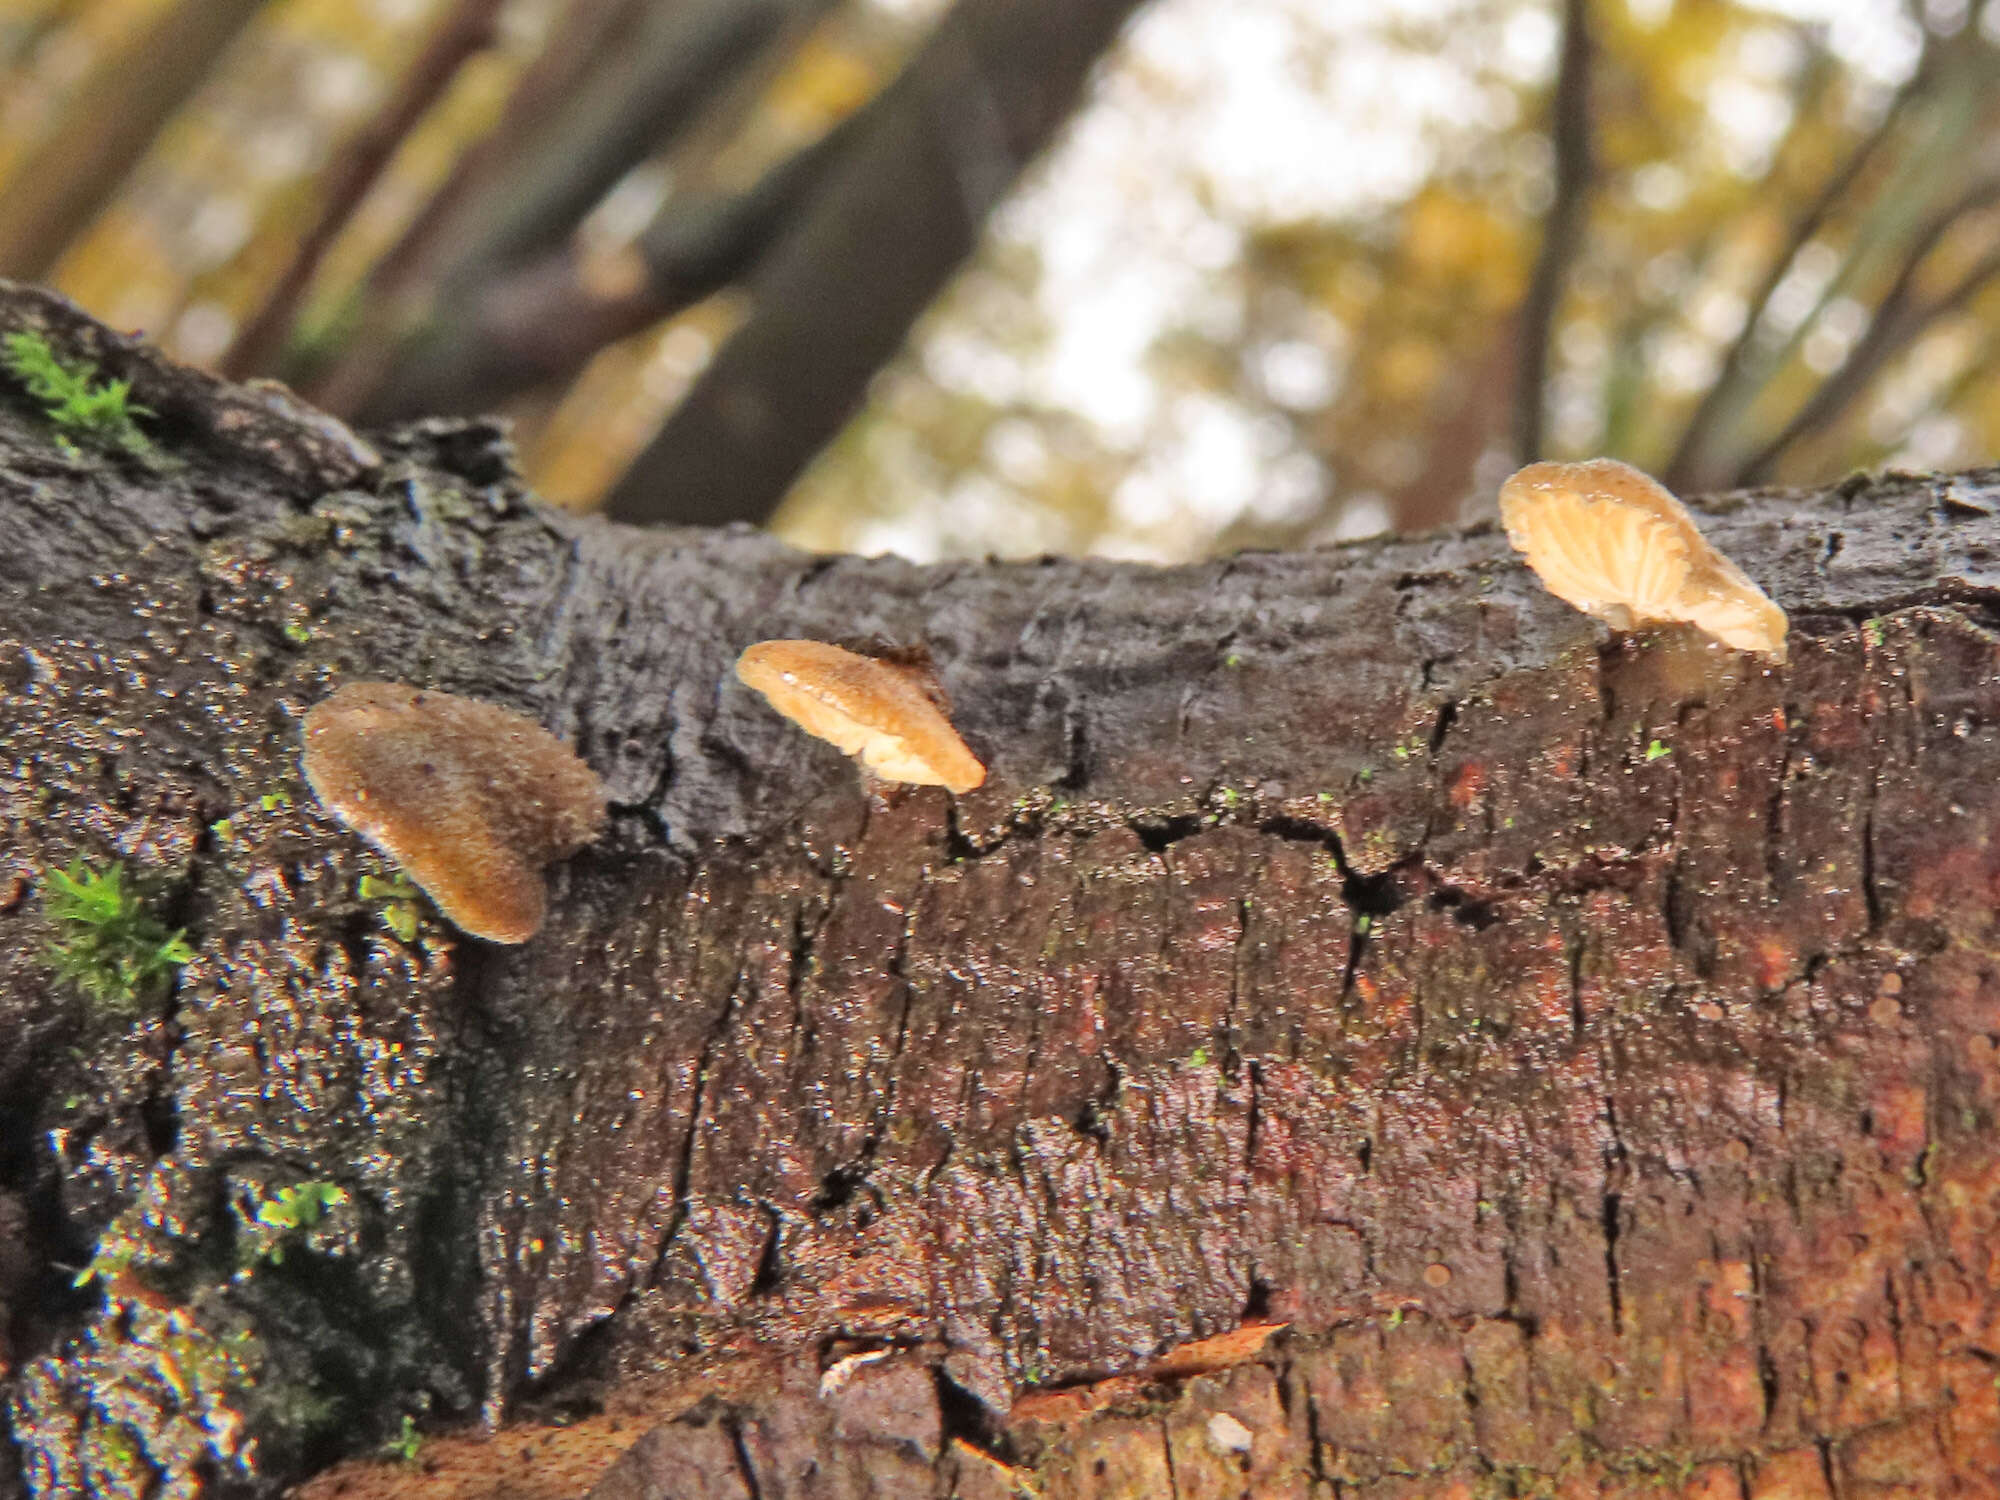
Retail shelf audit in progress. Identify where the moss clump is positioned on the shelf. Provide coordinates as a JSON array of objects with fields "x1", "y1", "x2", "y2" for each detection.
[
  {"x1": 0, "y1": 329, "x2": 152, "y2": 454},
  {"x1": 382, "y1": 1414, "x2": 423, "y2": 1465},
  {"x1": 241, "y1": 1181, "x2": 349, "y2": 1268},
  {"x1": 43, "y1": 858, "x2": 192, "y2": 1016},
  {"x1": 357, "y1": 873, "x2": 422, "y2": 943}
]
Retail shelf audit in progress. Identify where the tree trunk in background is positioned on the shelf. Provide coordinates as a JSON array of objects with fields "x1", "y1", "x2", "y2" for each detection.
[
  {"x1": 0, "y1": 0, "x2": 272, "y2": 281},
  {"x1": 342, "y1": 0, "x2": 833, "y2": 426},
  {"x1": 4, "y1": 284, "x2": 2000, "y2": 1499},
  {"x1": 601, "y1": 0, "x2": 1150, "y2": 528}
]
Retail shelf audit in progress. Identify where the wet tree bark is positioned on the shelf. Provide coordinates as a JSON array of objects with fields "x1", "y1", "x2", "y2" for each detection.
[{"x1": 3, "y1": 283, "x2": 2000, "y2": 1500}]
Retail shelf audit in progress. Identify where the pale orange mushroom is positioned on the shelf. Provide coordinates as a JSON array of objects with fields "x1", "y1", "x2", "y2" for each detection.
[
  {"x1": 300, "y1": 682, "x2": 606, "y2": 943},
  {"x1": 1499, "y1": 458, "x2": 1788, "y2": 661},
  {"x1": 735, "y1": 640, "x2": 986, "y2": 794}
]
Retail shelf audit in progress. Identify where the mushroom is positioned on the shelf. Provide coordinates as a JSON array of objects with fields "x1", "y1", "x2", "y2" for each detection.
[
  {"x1": 1498, "y1": 458, "x2": 1788, "y2": 660},
  {"x1": 300, "y1": 682, "x2": 606, "y2": 943},
  {"x1": 735, "y1": 640, "x2": 986, "y2": 794}
]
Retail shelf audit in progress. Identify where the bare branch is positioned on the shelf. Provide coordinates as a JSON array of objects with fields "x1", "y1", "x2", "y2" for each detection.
[
  {"x1": 220, "y1": 0, "x2": 508, "y2": 380},
  {"x1": 432, "y1": 0, "x2": 830, "y2": 284},
  {"x1": 1511, "y1": 0, "x2": 1593, "y2": 463},
  {"x1": 365, "y1": 0, "x2": 649, "y2": 297},
  {"x1": 300, "y1": 0, "x2": 651, "y2": 413},
  {"x1": 1665, "y1": 38, "x2": 1945, "y2": 491},
  {"x1": 1735, "y1": 179, "x2": 2000, "y2": 484},
  {"x1": 325, "y1": 0, "x2": 831, "y2": 422},
  {"x1": 1656, "y1": 54, "x2": 1920, "y2": 494},
  {"x1": 352, "y1": 121, "x2": 854, "y2": 417},
  {"x1": 602, "y1": 0, "x2": 1150, "y2": 528},
  {"x1": 0, "y1": 0, "x2": 272, "y2": 280}
]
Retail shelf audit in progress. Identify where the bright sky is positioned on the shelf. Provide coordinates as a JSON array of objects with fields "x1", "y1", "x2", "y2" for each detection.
[{"x1": 801, "y1": 0, "x2": 1935, "y2": 562}]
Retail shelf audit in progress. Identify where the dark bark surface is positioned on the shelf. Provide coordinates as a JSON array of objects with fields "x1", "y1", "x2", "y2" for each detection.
[{"x1": 4, "y1": 283, "x2": 2000, "y2": 1499}]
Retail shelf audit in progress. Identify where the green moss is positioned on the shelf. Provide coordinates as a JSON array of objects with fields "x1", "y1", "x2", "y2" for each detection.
[
  {"x1": 382, "y1": 1414, "x2": 424, "y2": 1465},
  {"x1": 358, "y1": 873, "x2": 422, "y2": 943},
  {"x1": 80, "y1": 1421, "x2": 152, "y2": 1498},
  {"x1": 243, "y1": 1181, "x2": 348, "y2": 1267},
  {"x1": 1, "y1": 329, "x2": 152, "y2": 454},
  {"x1": 43, "y1": 858, "x2": 193, "y2": 1016}
]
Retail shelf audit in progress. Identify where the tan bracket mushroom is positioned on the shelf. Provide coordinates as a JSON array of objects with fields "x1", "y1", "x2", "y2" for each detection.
[
  {"x1": 1499, "y1": 458, "x2": 1788, "y2": 661},
  {"x1": 300, "y1": 682, "x2": 606, "y2": 944},
  {"x1": 735, "y1": 640, "x2": 986, "y2": 794}
]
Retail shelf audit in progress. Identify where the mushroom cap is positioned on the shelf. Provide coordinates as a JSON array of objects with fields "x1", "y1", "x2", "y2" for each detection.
[
  {"x1": 735, "y1": 640, "x2": 987, "y2": 794},
  {"x1": 1498, "y1": 458, "x2": 1788, "y2": 660},
  {"x1": 300, "y1": 682, "x2": 606, "y2": 943}
]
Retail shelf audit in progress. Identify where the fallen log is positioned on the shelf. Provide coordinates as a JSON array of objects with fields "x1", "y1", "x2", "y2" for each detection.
[{"x1": 2, "y1": 283, "x2": 1999, "y2": 1498}]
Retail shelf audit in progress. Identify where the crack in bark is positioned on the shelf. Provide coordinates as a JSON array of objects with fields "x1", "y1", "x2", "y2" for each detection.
[
  {"x1": 1600, "y1": 1092, "x2": 1628, "y2": 1335},
  {"x1": 1816, "y1": 1434, "x2": 1845, "y2": 1499},
  {"x1": 656, "y1": 969, "x2": 748, "y2": 1273},
  {"x1": 726, "y1": 1413, "x2": 766, "y2": 1500}
]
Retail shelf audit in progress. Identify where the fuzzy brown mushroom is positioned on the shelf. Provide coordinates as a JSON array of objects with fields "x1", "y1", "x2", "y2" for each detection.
[
  {"x1": 735, "y1": 640, "x2": 986, "y2": 794},
  {"x1": 1499, "y1": 458, "x2": 1788, "y2": 661},
  {"x1": 300, "y1": 682, "x2": 606, "y2": 944}
]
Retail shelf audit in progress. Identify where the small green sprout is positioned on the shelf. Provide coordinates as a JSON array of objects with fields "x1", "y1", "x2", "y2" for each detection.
[
  {"x1": 382, "y1": 1415, "x2": 423, "y2": 1465},
  {"x1": 1189, "y1": 1046, "x2": 1210, "y2": 1068},
  {"x1": 258, "y1": 789, "x2": 292, "y2": 812},
  {"x1": 1218, "y1": 786, "x2": 1240, "y2": 808},
  {"x1": 210, "y1": 816, "x2": 236, "y2": 845},
  {"x1": 281, "y1": 620, "x2": 312, "y2": 646},
  {"x1": 248, "y1": 1181, "x2": 348, "y2": 1267},
  {"x1": 1224, "y1": 652, "x2": 1244, "y2": 668},
  {"x1": 43, "y1": 859, "x2": 193, "y2": 1015},
  {"x1": 71, "y1": 1240, "x2": 137, "y2": 1290},
  {"x1": 1, "y1": 329, "x2": 152, "y2": 454},
  {"x1": 1353, "y1": 914, "x2": 1373, "y2": 936},
  {"x1": 1645, "y1": 739, "x2": 1671, "y2": 762},
  {"x1": 1863, "y1": 617, "x2": 1887, "y2": 648},
  {"x1": 358, "y1": 873, "x2": 422, "y2": 943}
]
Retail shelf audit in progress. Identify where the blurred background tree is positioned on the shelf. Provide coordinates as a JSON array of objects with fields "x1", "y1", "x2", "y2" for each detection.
[{"x1": 1, "y1": 0, "x2": 1996, "y2": 561}]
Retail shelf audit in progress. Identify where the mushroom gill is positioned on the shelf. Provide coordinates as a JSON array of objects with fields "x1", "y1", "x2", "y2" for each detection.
[
  {"x1": 300, "y1": 682, "x2": 606, "y2": 943},
  {"x1": 1498, "y1": 458, "x2": 1788, "y2": 660},
  {"x1": 735, "y1": 640, "x2": 987, "y2": 794}
]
